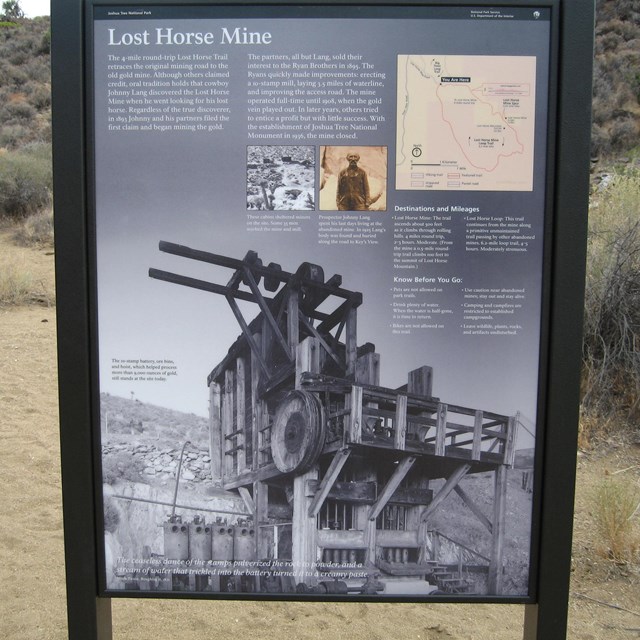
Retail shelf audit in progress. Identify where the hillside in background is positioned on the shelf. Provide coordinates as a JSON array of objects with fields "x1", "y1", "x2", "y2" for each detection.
[
  {"x1": 101, "y1": 392, "x2": 209, "y2": 448},
  {"x1": 0, "y1": 16, "x2": 50, "y2": 149},
  {"x1": 592, "y1": 0, "x2": 640, "y2": 157}
]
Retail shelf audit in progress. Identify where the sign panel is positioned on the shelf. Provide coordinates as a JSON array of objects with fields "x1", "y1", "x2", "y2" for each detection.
[{"x1": 90, "y1": 4, "x2": 553, "y2": 600}]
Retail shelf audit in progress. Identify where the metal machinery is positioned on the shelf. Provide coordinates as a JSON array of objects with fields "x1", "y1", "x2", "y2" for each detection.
[{"x1": 149, "y1": 243, "x2": 518, "y2": 595}]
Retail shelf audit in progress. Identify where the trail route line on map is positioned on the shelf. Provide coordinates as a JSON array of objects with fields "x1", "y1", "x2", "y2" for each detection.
[{"x1": 396, "y1": 55, "x2": 536, "y2": 192}]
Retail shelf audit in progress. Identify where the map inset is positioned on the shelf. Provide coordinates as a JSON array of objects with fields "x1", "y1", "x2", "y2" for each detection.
[{"x1": 396, "y1": 55, "x2": 536, "y2": 191}]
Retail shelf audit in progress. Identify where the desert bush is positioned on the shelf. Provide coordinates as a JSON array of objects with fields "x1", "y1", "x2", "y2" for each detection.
[
  {"x1": 609, "y1": 118, "x2": 639, "y2": 153},
  {"x1": 0, "y1": 123, "x2": 29, "y2": 147},
  {"x1": 103, "y1": 451, "x2": 143, "y2": 485},
  {"x1": 4, "y1": 99, "x2": 35, "y2": 121},
  {"x1": 13, "y1": 205, "x2": 53, "y2": 246},
  {"x1": 592, "y1": 478, "x2": 640, "y2": 564},
  {"x1": 0, "y1": 62, "x2": 27, "y2": 86},
  {"x1": 103, "y1": 496, "x2": 121, "y2": 533},
  {"x1": 25, "y1": 81, "x2": 50, "y2": 109},
  {"x1": 582, "y1": 171, "x2": 640, "y2": 421},
  {"x1": 22, "y1": 56, "x2": 49, "y2": 83},
  {"x1": 577, "y1": 413, "x2": 616, "y2": 451},
  {"x1": 37, "y1": 27, "x2": 49, "y2": 54},
  {"x1": 0, "y1": 141, "x2": 51, "y2": 218},
  {"x1": 590, "y1": 123, "x2": 611, "y2": 157},
  {"x1": 0, "y1": 262, "x2": 53, "y2": 306}
]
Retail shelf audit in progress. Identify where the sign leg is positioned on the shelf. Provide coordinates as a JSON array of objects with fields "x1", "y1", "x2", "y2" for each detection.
[{"x1": 67, "y1": 596, "x2": 112, "y2": 640}]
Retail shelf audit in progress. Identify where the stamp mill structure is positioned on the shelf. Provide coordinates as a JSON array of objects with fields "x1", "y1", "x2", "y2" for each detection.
[{"x1": 149, "y1": 242, "x2": 518, "y2": 595}]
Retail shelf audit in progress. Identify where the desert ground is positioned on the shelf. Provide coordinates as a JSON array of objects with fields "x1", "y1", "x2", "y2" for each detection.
[{"x1": 1, "y1": 225, "x2": 639, "y2": 639}]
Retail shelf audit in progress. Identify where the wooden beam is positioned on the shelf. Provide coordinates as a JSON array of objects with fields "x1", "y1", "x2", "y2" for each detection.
[
  {"x1": 504, "y1": 414, "x2": 518, "y2": 467},
  {"x1": 388, "y1": 487, "x2": 433, "y2": 506},
  {"x1": 454, "y1": 485, "x2": 492, "y2": 533},
  {"x1": 308, "y1": 448, "x2": 352, "y2": 517},
  {"x1": 306, "y1": 480, "x2": 376, "y2": 504},
  {"x1": 259, "y1": 362, "x2": 295, "y2": 398},
  {"x1": 292, "y1": 468, "x2": 319, "y2": 585},
  {"x1": 224, "y1": 444, "x2": 245, "y2": 456},
  {"x1": 209, "y1": 381, "x2": 222, "y2": 487},
  {"x1": 420, "y1": 463, "x2": 471, "y2": 523},
  {"x1": 149, "y1": 268, "x2": 262, "y2": 304},
  {"x1": 298, "y1": 311, "x2": 344, "y2": 369},
  {"x1": 227, "y1": 250, "x2": 258, "y2": 290},
  {"x1": 355, "y1": 351, "x2": 380, "y2": 386},
  {"x1": 222, "y1": 462, "x2": 281, "y2": 490},
  {"x1": 368, "y1": 456, "x2": 417, "y2": 521},
  {"x1": 225, "y1": 294, "x2": 271, "y2": 379},
  {"x1": 408, "y1": 366, "x2": 433, "y2": 397},
  {"x1": 395, "y1": 394, "x2": 407, "y2": 450},
  {"x1": 304, "y1": 273, "x2": 344, "y2": 310},
  {"x1": 422, "y1": 421, "x2": 509, "y2": 441},
  {"x1": 435, "y1": 403, "x2": 448, "y2": 455},
  {"x1": 348, "y1": 386, "x2": 363, "y2": 444},
  {"x1": 236, "y1": 357, "x2": 246, "y2": 473},
  {"x1": 243, "y1": 266, "x2": 293, "y2": 361},
  {"x1": 238, "y1": 486, "x2": 255, "y2": 515},
  {"x1": 296, "y1": 337, "x2": 320, "y2": 390},
  {"x1": 317, "y1": 295, "x2": 363, "y2": 335},
  {"x1": 287, "y1": 287, "x2": 299, "y2": 355},
  {"x1": 157, "y1": 241, "x2": 358, "y2": 300},
  {"x1": 223, "y1": 369, "x2": 234, "y2": 479},
  {"x1": 472, "y1": 410, "x2": 483, "y2": 461},
  {"x1": 488, "y1": 465, "x2": 508, "y2": 595},
  {"x1": 299, "y1": 372, "x2": 441, "y2": 411},
  {"x1": 254, "y1": 481, "x2": 269, "y2": 558},
  {"x1": 345, "y1": 304, "x2": 357, "y2": 377},
  {"x1": 251, "y1": 332, "x2": 262, "y2": 470}
]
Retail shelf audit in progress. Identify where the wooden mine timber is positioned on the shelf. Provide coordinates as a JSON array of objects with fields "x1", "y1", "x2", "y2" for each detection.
[{"x1": 150, "y1": 243, "x2": 519, "y2": 595}]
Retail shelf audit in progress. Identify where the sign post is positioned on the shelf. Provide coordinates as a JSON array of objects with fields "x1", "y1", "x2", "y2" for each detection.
[{"x1": 52, "y1": 1, "x2": 594, "y2": 638}]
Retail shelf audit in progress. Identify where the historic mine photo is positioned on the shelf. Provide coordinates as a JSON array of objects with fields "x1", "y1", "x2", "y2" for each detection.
[
  {"x1": 101, "y1": 243, "x2": 531, "y2": 598},
  {"x1": 246, "y1": 145, "x2": 315, "y2": 210}
]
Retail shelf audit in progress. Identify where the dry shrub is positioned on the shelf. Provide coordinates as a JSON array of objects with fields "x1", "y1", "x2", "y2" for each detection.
[
  {"x1": 592, "y1": 478, "x2": 640, "y2": 564},
  {"x1": 102, "y1": 450, "x2": 143, "y2": 485},
  {"x1": 104, "y1": 496, "x2": 122, "y2": 533},
  {"x1": 577, "y1": 412, "x2": 616, "y2": 450},
  {"x1": 0, "y1": 261, "x2": 53, "y2": 306},
  {"x1": 13, "y1": 205, "x2": 53, "y2": 246},
  {"x1": 582, "y1": 171, "x2": 640, "y2": 423},
  {"x1": 0, "y1": 141, "x2": 51, "y2": 218}
]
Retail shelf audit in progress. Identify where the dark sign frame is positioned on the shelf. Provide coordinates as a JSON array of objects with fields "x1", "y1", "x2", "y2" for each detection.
[{"x1": 52, "y1": 0, "x2": 594, "y2": 637}]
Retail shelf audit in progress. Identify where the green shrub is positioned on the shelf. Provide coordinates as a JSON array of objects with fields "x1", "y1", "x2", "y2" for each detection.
[{"x1": 0, "y1": 141, "x2": 51, "y2": 218}]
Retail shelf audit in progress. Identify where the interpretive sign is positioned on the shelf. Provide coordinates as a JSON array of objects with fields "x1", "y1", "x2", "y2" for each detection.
[{"x1": 52, "y1": 0, "x2": 594, "y2": 637}]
